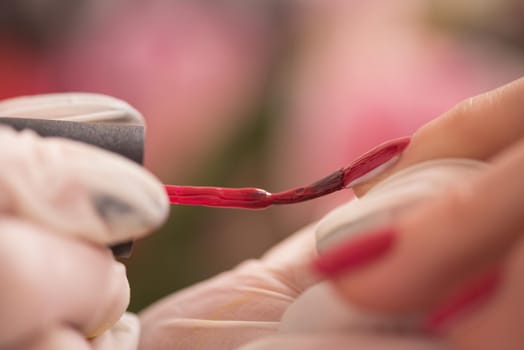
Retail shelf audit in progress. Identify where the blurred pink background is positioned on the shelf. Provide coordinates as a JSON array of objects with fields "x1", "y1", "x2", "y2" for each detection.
[{"x1": 1, "y1": 0, "x2": 523, "y2": 311}]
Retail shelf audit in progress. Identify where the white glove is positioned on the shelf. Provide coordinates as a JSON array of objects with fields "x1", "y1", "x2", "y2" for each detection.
[{"x1": 0, "y1": 93, "x2": 168, "y2": 349}]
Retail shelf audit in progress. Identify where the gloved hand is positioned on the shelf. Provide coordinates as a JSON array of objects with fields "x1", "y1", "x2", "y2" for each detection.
[
  {"x1": 139, "y1": 77, "x2": 524, "y2": 350},
  {"x1": 0, "y1": 93, "x2": 169, "y2": 349}
]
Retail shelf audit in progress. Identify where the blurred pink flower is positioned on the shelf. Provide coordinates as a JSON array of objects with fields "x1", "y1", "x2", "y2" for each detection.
[{"x1": 49, "y1": 1, "x2": 275, "y2": 179}]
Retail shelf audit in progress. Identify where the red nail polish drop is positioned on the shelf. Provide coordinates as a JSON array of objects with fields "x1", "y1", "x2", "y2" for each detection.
[{"x1": 165, "y1": 136, "x2": 409, "y2": 209}]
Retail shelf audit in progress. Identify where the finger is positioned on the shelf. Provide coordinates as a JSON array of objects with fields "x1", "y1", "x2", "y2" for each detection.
[
  {"x1": 280, "y1": 283, "x2": 420, "y2": 334},
  {"x1": 237, "y1": 334, "x2": 445, "y2": 350},
  {"x1": 0, "y1": 125, "x2": 168, "y2": 245},
  {"x1": 139, "y1": 225, "x2": 317, "y2": 350},
  {"x1": 139, "y1": 260, "x2": 287, "y2": 350},
  {"x1": 0, "y1": 218, "x2": 129, "y2": 347},
  {"x1": 435, "y1": 239, "x2": 524, "y2": 350},
  {"x1": 260, "y1": 223, "x2": 321, "y2": 291},
  {"x1": 91, "y1": 313, "x2": 140, "y2": 350},
  {"x1": 20, "y1": 327, "x2": 91, "y2": 350},
  {"x1": 315, "y1": 137, "x2": 524, "y2": 313},
  {"x1": 354, "y1": 76, "x2": 524, "y2": 195},
  {"x1": 140, "y1": 225, "x2": 319, "y2": 335}
]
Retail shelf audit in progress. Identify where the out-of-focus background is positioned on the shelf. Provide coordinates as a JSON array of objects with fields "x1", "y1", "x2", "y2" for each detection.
[{"x1": 1, "y1": 0, "x2": 523, "y2": 312}]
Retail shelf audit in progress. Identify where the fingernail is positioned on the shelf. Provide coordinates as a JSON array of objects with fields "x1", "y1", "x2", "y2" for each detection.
[
  {"x1": 424, "y1": 269, "x2": 502, "y2": 334},
  {"x1": 312, "y1": 227, "x2": 396, "y2": 277},
  {"x1": 344, "y1": 136, "x2": 411, "y2": 188}
]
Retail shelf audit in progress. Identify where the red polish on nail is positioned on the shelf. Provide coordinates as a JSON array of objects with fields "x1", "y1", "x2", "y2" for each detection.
[
  {"x1": 312, "y1": 228, "x2": 396, "y2": 277},
  {"x1": 424, "y1": 269, "x2": 502, "y2": 334},
  {"x1": 165, "y1": 136, "x2": 410, "y2": 209}
]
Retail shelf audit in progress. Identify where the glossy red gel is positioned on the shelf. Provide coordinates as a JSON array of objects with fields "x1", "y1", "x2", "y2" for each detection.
[{"x1": 165, "y1": 136, "x2": 410, "y2": 209}]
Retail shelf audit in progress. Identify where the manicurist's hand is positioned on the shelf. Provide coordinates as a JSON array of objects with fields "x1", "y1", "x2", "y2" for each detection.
[{"x1": 0, "y1": 94, "x2": 169, "y2": 349}]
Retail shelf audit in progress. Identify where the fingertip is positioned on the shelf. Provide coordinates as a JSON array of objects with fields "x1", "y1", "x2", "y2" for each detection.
[
  {"x1": 85, "y1": 261, "x2": 130, "y2": 338},
  {"x1": 23, "y1": 327, "x2": 91, "y2": 350},
  {"x1": 0, "y1": 218, "x2": 130, "y2": 343}
]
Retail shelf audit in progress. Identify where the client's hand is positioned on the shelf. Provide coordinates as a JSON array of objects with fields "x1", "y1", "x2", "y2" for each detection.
[
  {"x1": 313, "y1": 77, "x2": 524, "y2": 350},
  {"x1": 140, "y1": 77, "x2": 524, "y2": 350}
]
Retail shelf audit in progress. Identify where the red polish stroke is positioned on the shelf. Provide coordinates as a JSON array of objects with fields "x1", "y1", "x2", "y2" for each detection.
[{"x1": 165, "y1": 136, "x2": 410, "y2": 209}]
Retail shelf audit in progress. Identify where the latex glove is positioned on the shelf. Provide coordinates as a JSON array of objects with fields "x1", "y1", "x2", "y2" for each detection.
[
  {"x1": 0, "y1": 94, "x2": 169, "y2": 349},
  {"x1": 140, "y1": 77, "x2": 524, "y2": 350},
  {"x1": 140, "y1": 223, "x2": 442, "y2": 350}
]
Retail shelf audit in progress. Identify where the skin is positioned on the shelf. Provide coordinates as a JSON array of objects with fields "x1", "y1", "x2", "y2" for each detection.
[
  {"x1": 139, "y1": 76, "x2": 524, "y2": 350},
  {"x1": 329, "y1": 76, "x2": 524, "y2": 350}
]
